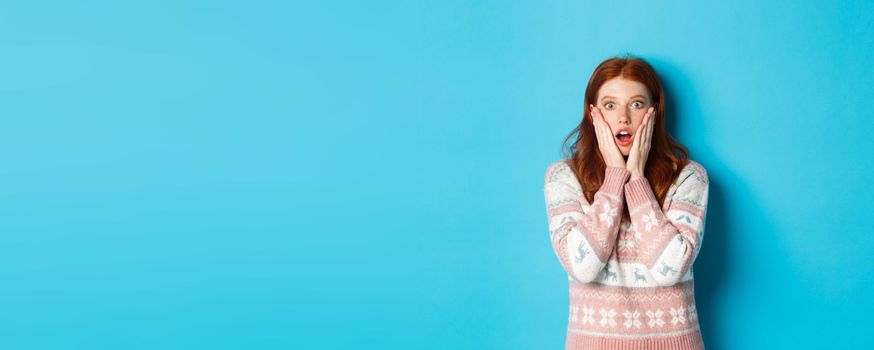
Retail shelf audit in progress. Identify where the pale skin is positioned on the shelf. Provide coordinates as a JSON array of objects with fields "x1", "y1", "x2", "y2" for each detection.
[{"x1": 588, "y1": 77, "x2": 656, "y2": 181}]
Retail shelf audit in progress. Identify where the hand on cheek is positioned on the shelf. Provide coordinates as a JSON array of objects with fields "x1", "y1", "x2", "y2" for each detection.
[
  {"x1": 590, "y1": 104, "x2": 626, "y2": 168},
  {"x1": 627, "y1": 107, "x2": 655, "y2": 180}
]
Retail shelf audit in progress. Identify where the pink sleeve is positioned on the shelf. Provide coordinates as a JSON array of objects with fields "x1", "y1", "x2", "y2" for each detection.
[
  {"x1": 623, "y1": 163, "x2": 710, "y2": 286},
  {"x1": 544, "y1": 161, "x2": 630, "y2": 283}
]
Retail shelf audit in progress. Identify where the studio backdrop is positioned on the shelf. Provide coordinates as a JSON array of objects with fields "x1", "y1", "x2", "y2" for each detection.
[{"x1": 0, "y1": 1, "x2": 871, "y2": 349}]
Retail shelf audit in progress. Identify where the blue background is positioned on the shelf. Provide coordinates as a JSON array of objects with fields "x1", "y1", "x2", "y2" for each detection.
[{"x1": 1, "y1": 1, "x2": 872, "y2": 349}]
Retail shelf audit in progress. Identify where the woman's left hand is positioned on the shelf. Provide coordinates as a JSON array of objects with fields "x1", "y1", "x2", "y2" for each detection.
[{"x1": 627, "y1": 107, "x2": 656, "y2": 180}]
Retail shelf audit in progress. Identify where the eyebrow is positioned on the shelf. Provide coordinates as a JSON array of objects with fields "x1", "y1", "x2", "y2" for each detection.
[{"x1": 600, "y1": 94, "x2": 647, "y2": 102}]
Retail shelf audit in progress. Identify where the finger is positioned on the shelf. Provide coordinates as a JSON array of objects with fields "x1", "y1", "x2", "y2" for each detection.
[
  {"x1": 590, "y1": 105, "x2": 600, "y2": 130},
  {"x1": 589, "y1": 104, "x2": 597, "y2": 127},
  {"x1": 632, "y1": 115, "x2": 645, "y2": 156},
  {"x1": 645, "y1": 107, "x2": 653, "y2": 127},
  {"x1": 591, "y1": 105, "x2": 605, "y2": 145},
  {"x1": 633, "y1": 114, "x2": 647, "y2": 167},
  {"x1": 590, "y1": 104, "x2": 600, "y2": 130},
  {"x1": 641, "y1": 111, "x2": 649, "y2": 144},
  {"x1": 636, "y1": 114, "x2": 646, "y2": 141},
  {"x1": 598, "y1": 110, "x2": 608, "y2": 136},
  {"x1": 594, "y1": 107, "x2": 607, "y2": 141},
  {"x1": 646, "y1": 109, "x2": 655, "y2": 146},
  {"x1": 632, "y1": 117, "x2": 643, "y2": 151},
  {"x1": 641, "y1": 116, "x2": 650, "y2": 152},
  {"x1": 592, "y1": 105, "x2": 602, "y2": 126},
  {"x1": 639, "y1": 109, "x2": 650, "y2": 139}
]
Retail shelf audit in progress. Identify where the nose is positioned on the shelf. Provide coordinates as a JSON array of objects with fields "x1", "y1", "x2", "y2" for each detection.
[{"x1": 617, "y1": 108, "x2": 631, "y2": 125}]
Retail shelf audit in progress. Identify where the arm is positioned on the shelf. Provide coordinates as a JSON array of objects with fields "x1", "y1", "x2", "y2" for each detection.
[
  {"x1": 624, "y1": 163, "x2": 710, "y2": 286},
  {"x1": 543, "y1": 161, "x2": 630, "y2": 283}
]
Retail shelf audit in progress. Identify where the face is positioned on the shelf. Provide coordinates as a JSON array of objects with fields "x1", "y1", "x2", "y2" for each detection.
[{"x1": 595, "y1": 77, "x2": 654, "y2": 155}]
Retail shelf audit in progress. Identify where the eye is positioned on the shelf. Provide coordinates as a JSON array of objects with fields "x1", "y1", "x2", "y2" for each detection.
[
  {"x1": 604, "y1": 102, "x2": 615, "y2": 110},
  {"x1": 632, "y1": 101, "x2": 644, "y2": 108}
]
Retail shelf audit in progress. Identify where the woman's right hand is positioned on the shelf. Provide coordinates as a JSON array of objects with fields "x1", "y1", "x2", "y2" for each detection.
[{"x1": 590, "y1": 104, "x2": 626, "y2": 168}]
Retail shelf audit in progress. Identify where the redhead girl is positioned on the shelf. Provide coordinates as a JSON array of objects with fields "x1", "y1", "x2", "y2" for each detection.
[{"x1": 544, "y1": 55, "x2": 710, "y2": 349}]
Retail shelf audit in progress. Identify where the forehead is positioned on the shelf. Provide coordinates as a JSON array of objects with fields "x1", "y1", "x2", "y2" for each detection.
[{"x1": 597, "y1": 77, "x2": 651, "y2": 100}]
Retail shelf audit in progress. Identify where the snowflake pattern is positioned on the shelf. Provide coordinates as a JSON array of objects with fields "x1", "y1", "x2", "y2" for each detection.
[
  {"x1": 646, "y1": 309, "x2": 665, "y2": 328},
  {"x1": 599, "y1": 307, "x2": 617, "y2": 328},
  {"x1": 629, "y1": 222, "x2": 642, "y2": 240},
  {"x1": 670, "y1": 306, "x2": 687, "y2": 325},
  {"x1": 598, "y1": 203, "x2": 617, "y2": 226},
  {"x1": 581, "y1": 306, "x2": 595, "y2": 325},
  {"x1": 617, "y1": 238, "x2": 637, "y2": 253},
  {"x1": 623, "y1": 309, "x2": 642, "y2": 329},
  {"x1": 571, "y1": 305, "x2": 696, "y2": 330},
  {"x1": 617, "y1": 222, "x2": 641, "y2": 254},
  {"x1": 641, "y1": 209, "x2": 659, "y2": 232}
]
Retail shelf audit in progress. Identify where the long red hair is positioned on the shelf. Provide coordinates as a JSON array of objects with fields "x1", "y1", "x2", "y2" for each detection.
[{"x1": 561, "y1": 55, "x2": 690, "y2": 223}]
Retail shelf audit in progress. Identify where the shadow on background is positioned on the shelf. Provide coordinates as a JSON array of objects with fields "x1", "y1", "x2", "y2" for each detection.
[{"x1": 657, "y1": 59, "x2": 748, "y2": 350}]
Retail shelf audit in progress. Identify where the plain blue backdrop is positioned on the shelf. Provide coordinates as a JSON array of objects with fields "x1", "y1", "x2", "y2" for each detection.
[{"x1": 1, "y1": 1, "x2": 872, "y2": 349}]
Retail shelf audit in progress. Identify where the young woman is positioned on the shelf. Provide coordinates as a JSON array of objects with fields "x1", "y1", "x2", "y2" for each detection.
[{"x1": 543, "y1": 56, "x2": 710, "y2": 349}]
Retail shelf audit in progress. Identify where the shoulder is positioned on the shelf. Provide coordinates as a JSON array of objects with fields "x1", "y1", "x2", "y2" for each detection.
[
  {"x1": 544, "y1": 159, "x2": 574, "y2": 183},
  {"x1": 683, "y1": 159, "x2": 709, "y2": 183},
  {"x1": 675, "y1": 159, "x2": 709, "y2": 190}
]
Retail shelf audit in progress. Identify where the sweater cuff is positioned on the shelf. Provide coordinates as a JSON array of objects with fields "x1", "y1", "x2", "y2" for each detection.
[
  {"x1": 624, "y1": 176, "x2": 658, "y2": 210},
  {"x1": 601, "y1": 166, "x2": 631, "y2": 197}
]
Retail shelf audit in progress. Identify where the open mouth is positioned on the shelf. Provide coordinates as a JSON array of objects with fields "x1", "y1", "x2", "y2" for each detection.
[{"x1": 615, "y1": 131, "x2": 632, "y2": 146}]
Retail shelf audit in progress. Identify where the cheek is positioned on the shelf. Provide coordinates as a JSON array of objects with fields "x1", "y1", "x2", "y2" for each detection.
[
  {"x1": 635, "y1": 113, "x2": 646, "y2": 126},
  {"x1": 635, "y1": 116, "x2": 647, "y2": 129}
]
